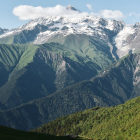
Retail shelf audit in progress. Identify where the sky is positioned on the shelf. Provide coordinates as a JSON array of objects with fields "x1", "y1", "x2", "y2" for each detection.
[{"x1": 1, "y1": 0, "x2": 140, "y2": 29}]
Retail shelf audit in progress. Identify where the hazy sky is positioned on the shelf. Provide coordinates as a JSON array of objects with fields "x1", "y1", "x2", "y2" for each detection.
[{"x1": 1, "y1": 0, "x2": 140, "y2": 29}]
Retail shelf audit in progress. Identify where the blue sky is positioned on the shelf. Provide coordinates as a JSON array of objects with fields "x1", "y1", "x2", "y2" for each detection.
[{"x1": 1, "y1": 0, "x2": 140, "y2": 29}]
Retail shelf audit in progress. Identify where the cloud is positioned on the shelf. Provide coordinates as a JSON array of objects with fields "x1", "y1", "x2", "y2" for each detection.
[
  {"x1": 100, "y1": 9, "x2": 125, "y2": 19},
  {"x1": 13, "y1": 5, "x2": 125, "y2": 21},
  {"x1": 13, "y1": 5, "x2": 88, "y2": 20},
  {"x1": 129, "y1": 12, "x2": 140, "y2": 17},
  {"x1": 86, "y1": 4, "x2": 92, "y2": 11}
]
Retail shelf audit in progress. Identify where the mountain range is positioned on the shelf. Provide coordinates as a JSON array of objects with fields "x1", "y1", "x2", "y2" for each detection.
[
  {"x1": 0, "y1": 52, "x2": 140, "y2": 130},
  {"x1": 0, "y1": 5, "x2": 140, "y2": 131}
]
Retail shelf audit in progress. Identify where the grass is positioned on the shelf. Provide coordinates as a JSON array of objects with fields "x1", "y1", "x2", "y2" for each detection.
[
  {"x1": 17, "y1": 45, "x2": 39, "y2": 70},
  {"x1": 0, "y1": 35, "x2": 14, "y2": 44}
]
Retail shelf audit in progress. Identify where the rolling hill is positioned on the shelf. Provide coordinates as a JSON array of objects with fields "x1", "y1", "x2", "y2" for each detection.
[{"x1": 32, "y1": 96, "x2": 140, "y2": 140}]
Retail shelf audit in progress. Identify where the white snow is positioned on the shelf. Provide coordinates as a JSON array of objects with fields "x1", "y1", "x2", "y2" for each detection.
[
  {"x1": 24, "y1": 22, "x2": 38, "y2": 30},
  {"x1": 113, "y1": 25, "x2": 135, "y2": 58},
  {"x1": 32, "y1": 15, "x2": 119, "y2": 44},
  {"x1": 106, "y1": 20, "x2": 114, "y2": 30},
  {"x1": 0, "y1": 15, "x2": 124, "y2": 46}
]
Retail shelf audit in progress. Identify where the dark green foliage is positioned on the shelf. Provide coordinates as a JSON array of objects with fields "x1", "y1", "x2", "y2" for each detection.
[
  {"x1": 0, "y1": 81, "x2": 111, "y2": 130},
  {"x1": 0, "y1": 125, "x2": 88, "y2": 140},
  {"x1": 32, "y1": 96, "x2": 140, "y2": 140},
  {"x1": 0, "y1": 62, "x2": 9, "y2": 87}
]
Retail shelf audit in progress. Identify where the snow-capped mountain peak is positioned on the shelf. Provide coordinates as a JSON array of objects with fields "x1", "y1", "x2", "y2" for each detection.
[
  {"x1": 0, "y1": 15, "x2": 124, "y2": 39},
  {"x1": 66, "y1": 5, "x2": 80, "y2": 12},
  {"x1": 1, "y1": 6, "x2": 140, "y2": 59}
]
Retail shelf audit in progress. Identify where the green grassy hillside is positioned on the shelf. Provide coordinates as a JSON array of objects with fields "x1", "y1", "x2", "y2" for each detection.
[
  {"x1": 0, "y1": 35, "x2": 15, "y2": 44},
  {"x1": 0, "y1": 40, "x2": 116, "y2": 111},
  {"x1": 48, "y1": 34, "x2": 116, "y2": 69},
  {"x1": 32, "y1": 96, "x2": 140, "y2": 140},
  {"x1": 0, "y1": 44, "x2": 26, "y2": 70},
  {"x1": 0, "y1": 42, "x2": 100, "y2": 110}
]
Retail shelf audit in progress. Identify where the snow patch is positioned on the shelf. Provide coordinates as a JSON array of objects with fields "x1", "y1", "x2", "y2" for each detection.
[
  {"x1": 106, "y1": 20, "x2": 114, "y2": 30},
  {"x1": 113, "y1": 25, "x2": 135, "y2": 58}
]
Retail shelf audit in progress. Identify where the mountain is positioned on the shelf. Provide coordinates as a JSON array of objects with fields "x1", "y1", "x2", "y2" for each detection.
[
  {"x1": 0, "y1": 39, "x2": 116, "y2": 110},
  {"x1": 32, "y1": 96, "x2": 140, "y2": 140},
  {"x1": 1, "y1": 5, "x2": 140, "y2": 133},
  {"x1": 0, "y1": 52, "x2": 140, "y2": 130},
  {"x1": 113, "y1": 23, "x2": 140, "y2": 58},
  {"x1": 0, "y1": 6, "x2": 140, "y2": 60},
  {"x1": 66, "y1": 5, "x2": 80, "y2": 12},
  {"x1": 0, "y1": 14, "x2": 124, "y2": 45},
  {"x1": 0, "y1": 6, "x2": 125, "y2": 61},
  {"x1": 0, "y1": 9, "x2": 140, "y2": 60},
  {"x1": 0, "y1": 7, "x2": 121, "y2": 111}
]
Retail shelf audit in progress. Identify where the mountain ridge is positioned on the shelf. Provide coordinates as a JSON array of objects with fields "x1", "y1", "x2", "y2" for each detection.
[
  {"x1": 0, "y1": 12, "x2": 139, "y2": 59},
  {"x1": 0, "y1": 40, "x2": 115, "y2": 110},
  {"x1": 0, "y1": 52, "x2": 140, "y2": 130}
]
